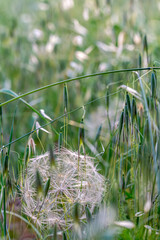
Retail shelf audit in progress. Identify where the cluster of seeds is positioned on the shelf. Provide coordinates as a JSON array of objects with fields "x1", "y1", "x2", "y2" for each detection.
[{"x1": 22, "y1": 148, "x2": 105, "y2": 229}]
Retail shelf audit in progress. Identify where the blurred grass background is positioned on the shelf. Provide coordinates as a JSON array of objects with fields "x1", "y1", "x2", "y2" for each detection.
[{"x1": 1, "y1": 0, "x2": 160, "y2": 154}]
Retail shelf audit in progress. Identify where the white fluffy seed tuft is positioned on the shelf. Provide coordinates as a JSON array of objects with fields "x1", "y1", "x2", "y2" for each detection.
[{"x1": 22, "y1": 148, "x2": 105, "y2": 229}]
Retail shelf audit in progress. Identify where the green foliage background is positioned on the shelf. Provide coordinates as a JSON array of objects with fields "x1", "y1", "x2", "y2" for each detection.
[{"x1": 1, "y1": 0, "x2": 160, "y2": 239}]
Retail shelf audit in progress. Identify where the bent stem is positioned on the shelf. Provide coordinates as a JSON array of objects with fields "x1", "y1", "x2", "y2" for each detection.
[{"x1": 1, "y1": 67, "x2": 160, "y2": 108}]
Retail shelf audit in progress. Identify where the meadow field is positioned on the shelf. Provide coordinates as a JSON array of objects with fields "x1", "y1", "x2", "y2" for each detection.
[{"x1": 1, "y1": 0, "x2": 160, "y2": 239}]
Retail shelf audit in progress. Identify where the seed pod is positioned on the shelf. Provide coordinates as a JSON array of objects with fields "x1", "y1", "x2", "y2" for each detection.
[
  {"x1": 63, "y1": 84, "x2": 68, "y2": 112},
  {"x1": 131, "y1": 97, "x2": 137, "y2": 125},
  {"x1": 105, "y1": 88, "x2": 109, "y2": 111},
  {"x1": 3, "y1": 153, "x2": 8, "y2": 176},
  {"x1": 44, "y1": 178, "x2": 50, "y2": 199},
  {"x1": 35, "y1": 169, "x2": 43, "y2": 196},
  {"x1": 126, "y1": 92, "x2": 131, "y2": 114},
  {"x1": 124, "y1": 102, "x2": 129, "y2": 134},
  {"x1": 49, "y1": 145, "x2": 56, "y2": 168},
  {"x1": 119, "y1": 109, "x2": 124, "y2": 140},
  {"x1": 28, "y1": 137, "x2": 36, "y2": 155},
  {"x1": 151, "y1": 72, "x2": 156, "y2": 98}
]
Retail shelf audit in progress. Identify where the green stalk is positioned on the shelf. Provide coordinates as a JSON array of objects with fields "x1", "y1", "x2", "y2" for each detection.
[
  {"x1": 134, "y1": 72, "x2": 160, "y2": 195},
  {"x1": 1, "y1": 67, "x2": 160, "y2": 108}
]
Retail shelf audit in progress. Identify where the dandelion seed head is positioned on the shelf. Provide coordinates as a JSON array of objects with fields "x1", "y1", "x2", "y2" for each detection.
[{"x1": 22, "y1": 148, "x2": 105, "y2": 229}]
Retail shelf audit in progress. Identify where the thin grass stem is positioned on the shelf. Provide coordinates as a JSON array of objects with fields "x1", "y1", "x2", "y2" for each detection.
[{"x1": 0, "y1": 67, "x2": 160, "y2": 108}]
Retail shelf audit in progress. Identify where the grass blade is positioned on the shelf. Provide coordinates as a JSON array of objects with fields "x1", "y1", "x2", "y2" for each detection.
[{"x1": 1, "y1": 67, "x2": 160, "y2": 108}]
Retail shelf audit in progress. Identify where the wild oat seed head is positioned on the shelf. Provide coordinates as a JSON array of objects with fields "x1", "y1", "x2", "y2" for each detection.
[{"x1": 22, "y1": 148, "x2": 105, "y2": 229}]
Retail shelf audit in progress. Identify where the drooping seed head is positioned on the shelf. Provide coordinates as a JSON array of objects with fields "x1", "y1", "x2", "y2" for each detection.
[{"x1": 28, "y1": 137, "x2": 36, "y2": 155}]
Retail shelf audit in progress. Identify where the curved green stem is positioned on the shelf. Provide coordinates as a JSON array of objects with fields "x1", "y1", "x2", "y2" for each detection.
[{"x1": 0, "y1": 67, "x2": 159, "y2": 107}]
